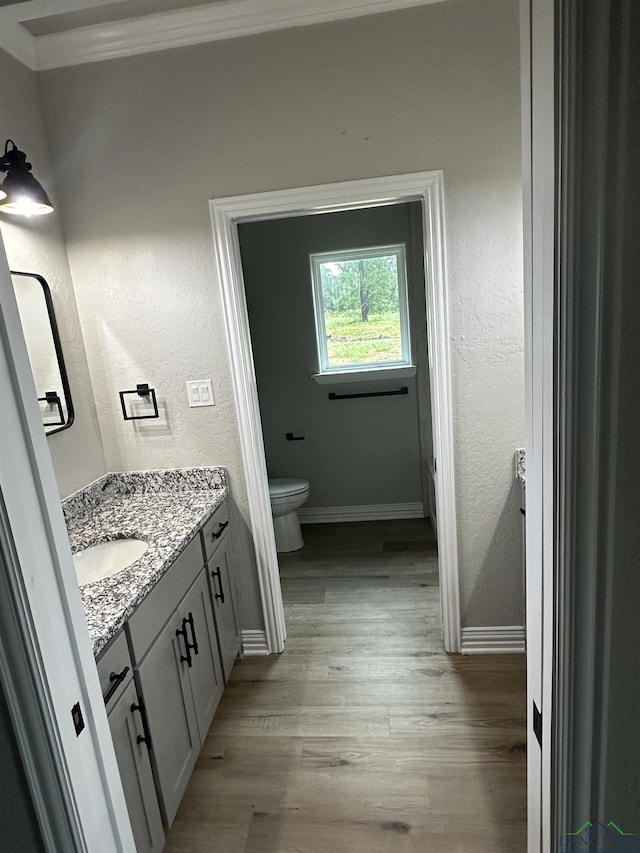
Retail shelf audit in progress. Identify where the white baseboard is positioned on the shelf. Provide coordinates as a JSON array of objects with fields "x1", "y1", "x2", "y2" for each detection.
[
  {"x1": 241, "y1": 629, "x2": 270, "y2": 656},
  {"x1": 299, "y1": 502, "x2": 425, "y2": 524},
  {"x1": 460, "y1": 626, "x2": 526, "y2": 654}
]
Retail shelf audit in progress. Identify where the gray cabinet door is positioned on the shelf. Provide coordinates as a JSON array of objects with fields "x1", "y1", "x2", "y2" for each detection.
[
  {"x1": 136, "y1": 611, "x2": 199, "y2": 828},
  {"x1": 179, "y1": 569, "x2": 224, "y2": 742},
  {"x1": 108, "y1": 679, "x2": 165, "y2": 853},
  {"x1": 207, "y1": 537, "x2": 242, "y2": 681}
]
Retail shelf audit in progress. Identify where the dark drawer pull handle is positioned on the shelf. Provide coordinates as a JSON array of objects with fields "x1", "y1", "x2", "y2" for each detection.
[
  {"x1": 186, "y1": 612, "x2": 199, "y2": 656},
  {"x1": 176, "y1": 623, "x2": 192, "y2": 668},
  {"x1": 211, "y1": 519, "x2": 229, "y2": 541},
  {"x1": 103, "y1": 666, "x2": 129, "y2": 705},
  {"x1": 212, "y1": 566, "x2": 225, "y2": 604},
  {"x1": 131, "y1": 700, "x2": 152, "y2": 750}
]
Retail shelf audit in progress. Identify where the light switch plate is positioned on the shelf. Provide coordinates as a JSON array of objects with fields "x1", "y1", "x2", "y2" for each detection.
[{"x1": 186, "y1": 379, "x2": 215, "y2": 407}]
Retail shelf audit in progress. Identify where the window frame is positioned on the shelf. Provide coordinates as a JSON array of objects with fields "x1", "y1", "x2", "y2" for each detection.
[{"x1": 309, "y1": 243, "x2": 412, "y2": 378}]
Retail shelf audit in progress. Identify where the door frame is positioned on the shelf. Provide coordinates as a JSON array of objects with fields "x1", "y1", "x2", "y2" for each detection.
[
  {"x1": 522, "y1": 0, "x2": 555, "y2": 848},
  {"x1": 0, "y1": 235, "x2": 136, "y2": 851},
  {"x1": 209, "y1": 170, "x2": 461, "y2": 653}
]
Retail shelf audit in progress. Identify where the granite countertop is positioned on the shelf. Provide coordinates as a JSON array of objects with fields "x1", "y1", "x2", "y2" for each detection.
[
  {"x1": 63, "y1": 467, "x2": 227, "y2": 657},
  {"x1": 516, "y1": 449, "x2": 526, "y2": 484}
]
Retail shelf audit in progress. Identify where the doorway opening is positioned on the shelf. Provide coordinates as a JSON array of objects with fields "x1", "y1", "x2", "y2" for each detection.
[
  {"x1": 209, "y1": 171, "x2": 460, "y2": 654},
  {"x1": 237, "y1": 202, "x2": 434, "y2": 541}
]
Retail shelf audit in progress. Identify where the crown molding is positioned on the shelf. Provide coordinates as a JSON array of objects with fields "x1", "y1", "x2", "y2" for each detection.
[
  {"x1": 0, "y1": 0, "x2": 444, "y2": 71},
  {"x1": 1, "y1": 19, "x2": 36, "y2": 69}
]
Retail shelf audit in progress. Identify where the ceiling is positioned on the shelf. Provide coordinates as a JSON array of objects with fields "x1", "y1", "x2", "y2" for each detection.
[
  {"x1": 0, "y1": 0, "x2": 445, "y2": 71},
  {"x1": 23, "y1": 0, "x2": 230, "y2": 36}
]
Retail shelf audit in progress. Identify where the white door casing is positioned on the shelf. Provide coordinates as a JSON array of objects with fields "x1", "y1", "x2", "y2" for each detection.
[
  {"x1": 522, "y1": 0, "x2": 555, "y2": 849},
  {"x1": 0, "y1": 234, "x2": 136, "y2": 852},
  {"x1": 209, "y1": 171, "x2": 461, "y2": 654}
]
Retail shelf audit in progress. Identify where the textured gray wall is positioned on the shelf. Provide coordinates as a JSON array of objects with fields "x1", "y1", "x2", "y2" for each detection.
[
  {"x1": 239, "y1": 204, "x2": 426, "y2": 510},
  {"x1": 0, "y1": 49, "x2": 107, "y2": 498},
  {"x1": 38, "y1": 0, "x2": 525, "y2": 628}
]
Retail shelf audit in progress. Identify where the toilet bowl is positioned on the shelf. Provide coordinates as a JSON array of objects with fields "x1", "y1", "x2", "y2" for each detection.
[{"x1": 268, "y1": 478, "x2": 310, "y2": 553}]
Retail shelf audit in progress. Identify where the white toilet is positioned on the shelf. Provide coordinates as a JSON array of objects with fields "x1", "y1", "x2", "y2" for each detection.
[{"x1": 268, "y1": 478, "x2": 310, "y2": 553}]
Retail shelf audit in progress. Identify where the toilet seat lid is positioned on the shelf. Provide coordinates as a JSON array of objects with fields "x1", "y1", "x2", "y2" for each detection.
[{"x1": 269, "y1": 478, "x2": 309, "y2": 498}]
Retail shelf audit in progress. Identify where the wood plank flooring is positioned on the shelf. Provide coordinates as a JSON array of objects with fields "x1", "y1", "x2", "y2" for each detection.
[{"x1": 164, "y1": 519, "x2": 527, "y2": 852}]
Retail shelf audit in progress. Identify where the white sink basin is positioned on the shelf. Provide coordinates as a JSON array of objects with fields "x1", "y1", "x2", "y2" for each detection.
[{"x1": 73, "y1": 539, "x2": 148, "y2": 586}]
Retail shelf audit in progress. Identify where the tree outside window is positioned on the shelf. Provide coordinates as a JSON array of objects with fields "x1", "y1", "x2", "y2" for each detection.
[{"x1": 310, "y1": 245, "x2": 411, "y2": 373}]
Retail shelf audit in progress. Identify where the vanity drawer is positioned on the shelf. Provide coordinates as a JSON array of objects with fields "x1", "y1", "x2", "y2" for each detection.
[
  {"x1": 126, "y1": 535, "x2": 202, "y2": 665},
  {"x1": 201, "y1": 501, "x2": 229, "y2": 561},
  {"x1": 96, "y1": 630, "x2": 133, "y2": 710}
]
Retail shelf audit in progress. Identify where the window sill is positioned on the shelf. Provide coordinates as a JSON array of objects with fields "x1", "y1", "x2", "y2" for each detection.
[{"x1": 311, "y1": 365, "x2": 417, "y2": 385}]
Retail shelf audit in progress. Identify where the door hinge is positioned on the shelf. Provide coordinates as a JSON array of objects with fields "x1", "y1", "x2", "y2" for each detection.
[{"x1": 533, "y1": 701, "x2": 542, "y2": 748}]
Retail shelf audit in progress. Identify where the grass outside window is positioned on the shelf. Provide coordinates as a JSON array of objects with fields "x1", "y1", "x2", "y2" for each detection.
[{"x1": 310, "y1": 245, "x2": 411, "y2": 375}]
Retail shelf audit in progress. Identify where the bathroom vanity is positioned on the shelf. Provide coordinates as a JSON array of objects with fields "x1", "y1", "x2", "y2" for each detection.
[{"x1": 63, "y1": 468, "x2": 242, "y2": 852}]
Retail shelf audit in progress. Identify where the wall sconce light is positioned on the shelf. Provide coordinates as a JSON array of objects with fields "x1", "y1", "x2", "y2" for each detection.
[{"x1": 0, "y1": 139, "x2": 54, "y2": 217}]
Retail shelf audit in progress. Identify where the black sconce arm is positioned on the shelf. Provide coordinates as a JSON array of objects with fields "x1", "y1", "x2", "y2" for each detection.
[{"x1": 0, "y1": 140, "x2": 28, "y2": 174}]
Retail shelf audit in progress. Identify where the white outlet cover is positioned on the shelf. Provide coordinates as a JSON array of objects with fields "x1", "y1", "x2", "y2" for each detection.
[{"x1": 186, "y1": 379, "x2": 215, "y2": 407}]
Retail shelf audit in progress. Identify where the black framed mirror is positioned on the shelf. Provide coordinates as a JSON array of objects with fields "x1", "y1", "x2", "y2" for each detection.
[{"x1": 10, "y1": 271, "x2": 74, "y2": 436}]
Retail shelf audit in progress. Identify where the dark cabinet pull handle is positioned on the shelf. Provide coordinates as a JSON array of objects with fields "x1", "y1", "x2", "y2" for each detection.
[
  {"x1": 103, "y1": 666, "x2": 129, "y2": 705},
  {"x1": 186, "y1": 612, "x2": 199, "y2": 656},
  {"x1": 211, "y1": 520, "x2": 229, "y2": 541},
  {"x1": 176, "y1": 622, "x2": 192, "y2": 668},
  {"x1": 212, "y1": 566, "x2": 225, "y2": 603},
  {"x1": 131, "y1": 700, "x2": 153, "y2": 750}
]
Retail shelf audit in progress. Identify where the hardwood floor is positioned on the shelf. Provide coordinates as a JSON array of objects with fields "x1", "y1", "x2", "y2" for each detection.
[{"x1": 164, "y1": 519, "x2": 527, "y2": 852}]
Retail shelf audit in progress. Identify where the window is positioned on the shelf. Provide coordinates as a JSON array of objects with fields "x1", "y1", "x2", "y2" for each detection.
[{"x1": 310, "y1": 244, "x2": 412, "y2": 378}]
